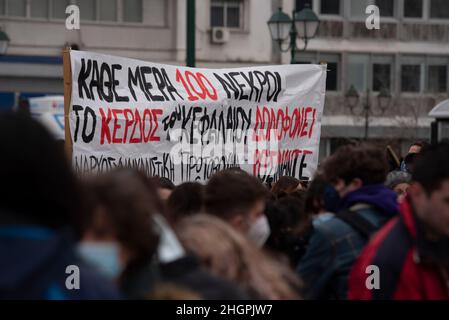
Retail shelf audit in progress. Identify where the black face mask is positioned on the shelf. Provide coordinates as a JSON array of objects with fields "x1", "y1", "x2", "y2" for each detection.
[
  {"x1": 323, "y1": 184, "x2": 341, "y2": 213},
  {"x1": 414, "y1": 212, "x2": 449, "y2": 267}
]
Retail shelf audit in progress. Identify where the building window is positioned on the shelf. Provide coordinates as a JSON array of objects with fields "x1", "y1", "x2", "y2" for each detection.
[
  {"x1": 403, "y1": 0, "x2": 423, "y2": 18},
  {"x1": 373, "y1": 64, "x2": 391, "y2": 91},
  {"x1": 375, "y1": 0, "x2": 394, "y2": 17},
  {"x1": 320, "y1": 0, "x2": 340, "y2": 15},
  {"x1": 123, "y1": 0, "x2": 142, "y2": 23},
  {"x1": 350, "y1": 0, "x2": 395, "y2": 18},
  {"x1": 6, "y1": 0, "x2": 26, "y2": 17},
  {"x1": 347, "y1": 54, "x2": 393, "y2": 92},
  {"x1": 347, "y1": 54, "x2": 370, "y2": 92},
  {"x1": 99, "y1": 0, "x2": 117, "y2": 22},
  {"x1": 211, "y1": 0, "x2": 243, "y2": 29},
  {"x1": 11, "y1": 0, "x2": 140, "y2": 23},
  {"x1": 295, "y1": 0, "x2": 312, "y2": 12},
  {"x1": 372, "y1": 55, "x2": 393, "y2": 92},
  {"x1": 52, "y1": 0, "x2": 70, "y2": 19},
  {"x1": 401, "y1": 64, "x2": 422, "y2": 92},
  {"x1": 430, "y1": 0, "x2": 449, "y2": 19},
  {"x1": 77, "y1": 0, "x2": 96, "y2": 21},
  {"x1": 350, "y1": 0, "x2": 371, "y2": 18},
  {"x1": 296, "y1": 52, "x2": 341, "y2": 91},
  {"x1": 320, "y1": 53, "x2": 340, "y2": 91},
  {"x1": 326, "y1": 62, "x2": 339, "y2": 91},
  {"x1": 31, "y1": 0, "x2": 49, "y2": 18},
  {"x1": 428, "y1": 65, "x2": 447, "y2": 92},
  {"x1": 74, "y1": 0, "x2": 122, "y2": 23}
]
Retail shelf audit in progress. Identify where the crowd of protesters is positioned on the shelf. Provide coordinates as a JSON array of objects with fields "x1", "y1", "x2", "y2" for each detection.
[{"x1": 0, "y1": 111, "x2": 448, "y2": 300}]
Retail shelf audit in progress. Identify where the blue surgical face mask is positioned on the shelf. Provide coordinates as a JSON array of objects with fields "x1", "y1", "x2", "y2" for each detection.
[
  {"x1": 77, "y1": 242, "x2": 123, "y2": 279},
  {"x1": 323, "y1": 184, "x2": 341, "y2": 213}
]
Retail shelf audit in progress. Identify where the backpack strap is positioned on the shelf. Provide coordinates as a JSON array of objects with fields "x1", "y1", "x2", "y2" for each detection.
[{"x1": 336, "y1": 209, "x2": 377, "y2": 239}]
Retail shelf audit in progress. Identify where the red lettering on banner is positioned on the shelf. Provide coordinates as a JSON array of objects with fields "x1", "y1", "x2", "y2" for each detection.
[
  {"x1": 176, "y1": 69, "x2": 219, "y2": 102},
  {"x1": 129, "y1": 109, "x2": 143, "y2": 144},
  {"x1": 123, "y1": 108, "x2": 134, "y2": 142},
  {"x1": 99, "y1": 107, "x2": 112, "y2": 145},
  {"x1": 112, "y1": 109, "x2": 123, "y2": 144},
  {"x1": 253, "y1": 106, "x2": 317, "y2": 142},
  {"x1": 252, "y1": 149, "x2": 313, "y2": 177},
  {"x1": 309, "y1": 108, "x2": 316, "y2": 138},
  {"x1": 151, "y1": 109, "x2": 162, "y2": 141},
  {"x1": 98, "y1": 107, "x2": 162, "y2": 145}
]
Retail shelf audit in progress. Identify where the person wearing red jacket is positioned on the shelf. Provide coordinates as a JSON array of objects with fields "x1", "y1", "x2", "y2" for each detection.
[{"x1": 349, "y1": 142, "x2": 449, "y2": 299}]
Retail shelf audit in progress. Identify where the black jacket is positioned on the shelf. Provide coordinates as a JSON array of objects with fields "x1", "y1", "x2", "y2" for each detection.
[
  {"x1": 121, "y1": 255, "x2": 248, "y2": 299},
  {"x1": 0, "y1": 224, "x2": 121, "y2": 299}
]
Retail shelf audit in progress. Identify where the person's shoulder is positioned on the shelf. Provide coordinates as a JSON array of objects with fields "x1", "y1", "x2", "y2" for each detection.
[
  {"x1": 61, "y1": 255, "x2": 122, "y2": 300},
  {"x1": 357, "y1": 206, "x2": 393, "y2": 226},
  {"x1": 161, "y1": 255, "x2": 249, "y2": 300},
  {"x1": 77, "y1": 263, "x2": 122, "y2": 299},
  {"x1": 185, "y1": 268, "x2": 249, "y2": 300},
  {"x1": 350, "y1": 216, "x2": 408, "y2": 280},
  {"x1": 369, "y1": 216, "x2": 412, "y2": 267},
  {"x1": 313, "y1": 215, "x2": 355, "y2": 240},
  {"x1": 349, "y1": 216, "x2": 412, "y2": 299}
]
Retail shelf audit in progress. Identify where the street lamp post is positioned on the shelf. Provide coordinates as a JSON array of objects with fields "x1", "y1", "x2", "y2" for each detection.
[
  {"x1": 377, "y1": 87, "x2": 392, "y2": 114},
  {"x1": 364, "y1": 89, "x2": 370, "y2": 141},
  {"x1": 345, "y1": 86, "x2": 392, "y2": 141},
  {"x1": 186, "y1": 0, "x2": 195, "y2": 67},
  {"x1": 345, "y1": 85, "x2": 360, "y2": 114},
  {"x1": 267, "y1": 4, "x2": 320, "y2": 64},
  {"x1": 0, "y1": 29, "x2": 10, "y2": 55}
]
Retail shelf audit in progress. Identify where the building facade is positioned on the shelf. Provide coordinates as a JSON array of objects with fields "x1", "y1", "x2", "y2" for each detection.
[
  {"x1": 284, "y1": 0, "x2": 449, "y2": 156},
  {"x1": 1, "y1": 0, "x2": 447, "y2": 157},
  {"x1": 0, "y1": 0, "x2": 274, "y2": 104}
]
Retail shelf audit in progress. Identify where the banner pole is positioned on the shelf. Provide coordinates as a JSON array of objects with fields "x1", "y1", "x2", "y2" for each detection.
[{"x1": 62, "y1": 48, "x2": 73, "y2": 163}]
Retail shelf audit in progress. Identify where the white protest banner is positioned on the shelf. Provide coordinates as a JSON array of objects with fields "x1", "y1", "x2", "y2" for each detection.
[{"x1": 64, "y1": 50, "x2": 326, "y2": 184}]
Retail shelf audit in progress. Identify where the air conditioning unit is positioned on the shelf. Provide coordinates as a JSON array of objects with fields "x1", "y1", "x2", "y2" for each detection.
[{"x1": 211, "y1": 27, "x2": 230, "y2": 44}]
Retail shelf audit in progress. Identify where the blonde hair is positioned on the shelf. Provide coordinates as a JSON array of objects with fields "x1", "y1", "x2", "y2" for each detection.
[
  {"x1": 176, "y1": 214, "x2": 302, "y2": 300},
  {"x1": 148, "y1": 284, "x2": 202, "y2": 300}
]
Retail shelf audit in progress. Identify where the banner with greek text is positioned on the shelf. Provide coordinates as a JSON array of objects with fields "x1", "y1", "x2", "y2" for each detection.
[{"x1": 68, "y1": 50, "x2": 326, "y2": 184}]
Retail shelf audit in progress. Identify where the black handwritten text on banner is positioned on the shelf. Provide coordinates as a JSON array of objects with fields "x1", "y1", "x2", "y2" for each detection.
[{"x1": 69, "y1": 51, "x2": 326, "y2": 184}]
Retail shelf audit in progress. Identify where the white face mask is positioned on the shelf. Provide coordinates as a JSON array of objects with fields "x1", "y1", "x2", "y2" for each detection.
[
  {"x1": 152, "y1": 214, "x2": 185, "y2": 263},
  {"x1": 77, "y1": 242, "x2": 123, "y2": 279},
  {"x1": 247, "y1": 215, "x2": 271, "y2": 248}
]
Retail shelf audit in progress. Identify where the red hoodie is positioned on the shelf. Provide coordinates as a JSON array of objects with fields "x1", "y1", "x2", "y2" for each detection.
[{"x1": 348, "y1": 197, "x2": 449, "y2": 300}]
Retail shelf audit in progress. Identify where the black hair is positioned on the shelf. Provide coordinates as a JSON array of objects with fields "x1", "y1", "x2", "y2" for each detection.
[
  {"x1": 167, "y1": 182, "x2": 204, "y2": 224},
  {"x1": 304, "y1": 175, "x2": 328, "y2": 215},
  {"x1": 0, "y1": 112, "x2": 81, "y2": 232},
  {"x1": 404, "y1": 152, "x2": 418, "y2": 174},
  {"x1": 157, "y1": 176, "x2": 175, "y2": 190},
  {"x1": 323, "y1": 143, "x2": 389, "y2": 185},
  {"x1": 413, "y1": 142, "x2": 449, "y2": 195},
  {"x1": 83, "y1": 168, "x2": 160, "y2": 266},
  {"x1": 205, "y1": 170, "x2": 268, "y2": 220},
  {"x1": 264, "y1": 194, "x2": 311, "y2": 267}
]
